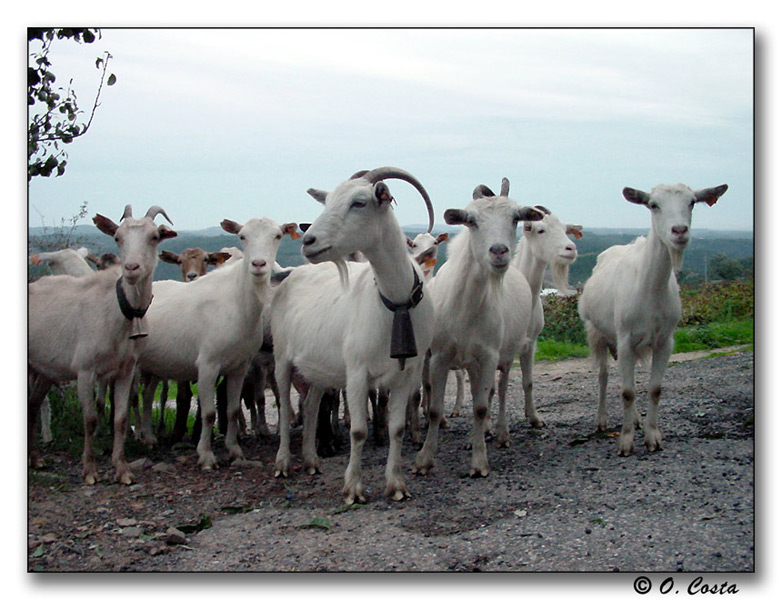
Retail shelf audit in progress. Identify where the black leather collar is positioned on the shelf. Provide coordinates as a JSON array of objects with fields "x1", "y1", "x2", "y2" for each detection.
[{"x1": 116, "y1": 278, "x2": 151, "y2": 321}]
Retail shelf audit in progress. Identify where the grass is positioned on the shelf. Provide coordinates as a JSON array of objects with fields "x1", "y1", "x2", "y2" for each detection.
[
  {"x1": 535, "y1": 339, "x2": 590, "y2": 362},
  {"x1": 673, "y1": 318, "x2": 754, "y2": 353}
]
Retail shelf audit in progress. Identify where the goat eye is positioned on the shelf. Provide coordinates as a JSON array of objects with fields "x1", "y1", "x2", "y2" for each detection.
[
  {"x1": 537, "y1": 229, "x2": 545, "y2": 235},
  {"x1": 351, "y1": 200, "x2": 367, "y2": 209},
  {"x1": 275, "y1": 233, "x2": 282, "y2": 240}
]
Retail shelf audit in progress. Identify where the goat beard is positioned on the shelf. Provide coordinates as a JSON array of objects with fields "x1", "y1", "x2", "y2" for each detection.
[
  {"x1": 668, "y1": 246, "x2": 685, "y2": 273},
  {"x1": 550, "y1": 262, "x2": 576, "y2": 296},
  {"x1": 333, "y1": 257, "x2": 350, "y2": 291}
]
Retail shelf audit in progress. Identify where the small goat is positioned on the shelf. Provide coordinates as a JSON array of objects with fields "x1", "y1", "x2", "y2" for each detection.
[
  {"x1": 270, "y1": 167, "x2": 435, "y2": 504},
  {"x1": 136, "y1": 217, "x2": 298, "y2": 469},
  {"x1": 28, "y1": 206, "x2": 177, "y2": 484},
  {"x1": 579, "y1": 183, "x2": 727, "y2": 455},
  {"x1": 511, "y1": 206, "x2": 582, "y2": 431},
  {"x1": 413, "y1": 179, "x2": 543, "y2": 476},
  {"x1": 159, "y1": 247, "x2": 231, "y2": 282}
]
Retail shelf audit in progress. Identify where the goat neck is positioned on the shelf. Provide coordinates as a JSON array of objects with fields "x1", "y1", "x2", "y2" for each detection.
[
  {"x1": 639, "y1": 229, "x2": 678, "y2": 294},
  {"x1": 361, "y1": 222, "x2": 417, "y2": 306},
  {"x1": 515, "y1": 237, "x2": 547, "y2": 297}
]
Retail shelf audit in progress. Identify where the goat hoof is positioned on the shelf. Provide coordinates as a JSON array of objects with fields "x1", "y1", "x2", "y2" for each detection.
[
  {"x1": 83, "y1": 472, "x2": 98, "y2": 485},
  {"x1": 497, "y1": 439, "x2": 510, "y2": 449},
  {"x1": 389, "y1": 488, "x2": 411, "y2": 502},
  {"x1": 116, "y1": 471, "x2": 134, "y2": 485},
  {"x1": 469, "y1": 466, "x2": 490, "y2": 478}
]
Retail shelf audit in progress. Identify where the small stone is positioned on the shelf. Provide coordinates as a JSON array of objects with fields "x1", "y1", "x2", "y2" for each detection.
[
  {"x1": 152, "y1": 462, "x2": 176, "y2": 474},
  {"x1": 129, "y1": 458, "x2": 154, "y2": 470},
  {"x1": 117, "y1": 518, "x2": 138, "y2": 527},
  {"x1": 165, "y1": 527, "x2": 187, "y2": 545},
  {"x1": 120, "y1": 526, "x2": 142, "y2": 538}
]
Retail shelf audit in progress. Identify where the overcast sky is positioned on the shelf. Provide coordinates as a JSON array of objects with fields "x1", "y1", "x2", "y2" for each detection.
[{"x1": 27, "y1": 27, "x2": 753, "y2": 233}]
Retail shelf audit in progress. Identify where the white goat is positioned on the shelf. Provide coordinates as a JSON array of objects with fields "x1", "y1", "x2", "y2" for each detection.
[
  {"x1": 579, "y1": 183, "x2": 728, "y2": 455},
  {"x1": 141, "y1": 247, "x2": 232, "y2": 438},
  {"x1": 29, "y1": 246, "x2": 100, "y2": 444},
  {"x1": 270, "y1": 167, "x2": 435, "y2": 504},
  {"x1": 510, "y1": 206, "x2": 582, "y2": 431},
  {"x1": 30, "y1": 246, "x2": 94, "y2": 277},
  {"x1": 28, "y1": 206, "x2": 177, "y2": 484},
  {"x1": 413, "y1": 180, "x2": 543, "y2": 477},
  {"x1": 136, "y1": 217, "x2": 299, "y2": 469}
]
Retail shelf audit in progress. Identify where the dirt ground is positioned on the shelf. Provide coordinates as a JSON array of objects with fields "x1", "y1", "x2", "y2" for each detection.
[{"x1": 27, "y1": 348, "x2": 754, "y2": 573}]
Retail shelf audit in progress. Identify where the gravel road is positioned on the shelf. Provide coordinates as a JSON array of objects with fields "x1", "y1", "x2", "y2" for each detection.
[{"x1": 28, "y1": 348, "x2": 754, "y2": 574}]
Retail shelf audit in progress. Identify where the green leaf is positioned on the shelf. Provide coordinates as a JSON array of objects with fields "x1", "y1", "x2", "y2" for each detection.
[
  {"x1": 32, "y1": 544, "x2": 45, "y2": 558},
  {"x1": 107, "y1": 74, "x2": 117, "y2": 86},
  {"x1": 301, "y1": 516, "x2": 331, "y2": 531}
]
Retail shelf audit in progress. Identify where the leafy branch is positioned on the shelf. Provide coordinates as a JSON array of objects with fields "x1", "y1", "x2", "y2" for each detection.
[{"x1": 28, "y1": 28, "x2": 116, "y2": 180}]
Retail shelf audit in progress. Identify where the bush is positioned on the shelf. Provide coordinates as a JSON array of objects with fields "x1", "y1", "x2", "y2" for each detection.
[
  {"x1": 539, "y1": 293, "x2": 586, "y2": 346},
  {"x1": 680, "y1": 280, "x2": 754, "y2": 326}
]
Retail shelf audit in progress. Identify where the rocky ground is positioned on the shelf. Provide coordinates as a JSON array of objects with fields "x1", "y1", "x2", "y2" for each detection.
[{"x1": 27, "y1": 348, "x2": 754, "y2": 574}]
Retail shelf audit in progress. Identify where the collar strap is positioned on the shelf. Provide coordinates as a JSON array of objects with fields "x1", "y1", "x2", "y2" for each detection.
[
  {"x1": 116, "y1": 278, "x2": 151, "y2": 321},
  {"x1": 378, "y1": 268, "x2": 424, "y2": 370}
]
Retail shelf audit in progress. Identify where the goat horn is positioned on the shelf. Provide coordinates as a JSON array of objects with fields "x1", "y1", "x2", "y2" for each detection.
[
  {"x1": 534, "y1": 205, "x2": 552, "y2": 215},
  {"x1": 350, "y1": 170, "x2": 370, "y2": 180},
  {"x1": 360, "y1": 167, "x2": 435, "y2": 233},
  {"x1": 145, "y1": 206, "x2": 174, "y2": 225},
  {"x1": 473, "y1": 184, "x2": 496, "y2": 200},
  {"x1": 500, "y1": 178, "x2": 510, "y2": 197},
  {"x1": 120, "y1": 205, "x2": 133, "y2": 221}
]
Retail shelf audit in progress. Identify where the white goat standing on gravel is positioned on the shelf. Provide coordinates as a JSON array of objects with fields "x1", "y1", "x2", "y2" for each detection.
[
  {"x1": 579, "y1": 183, "x2": 728, "y2": 456},
  {"x1": 270, "y1": 167, "x2": 435, "y2": 504},
  {"x1": 136, "y1": 217, "x2": 299, "y2": 469},
  {"x1": 28, "y1": 206, "x2": 177, "y2": 484},
  {"x1": 511, "y1": 205, "x2": 582, "y2": 431},
  {"x1": 413, "y1": 180, "x2": 543, "y2": 476}
]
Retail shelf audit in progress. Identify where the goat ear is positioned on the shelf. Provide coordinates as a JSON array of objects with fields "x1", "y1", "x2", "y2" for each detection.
[
  {"x1": 515, "y1": 206, "x2": 544, "y2": 222},
  {"x1": 406, "y1": 237, "x2": 415, "y2": 249},
  {"x1": 472, "y1": 185, "x2": 495, "y2": 200},
  {"x1": 307, "y1": 188, "x2": 328, "y2": 204},
  {"x1": 158, "y1": 225, "x2": 178, "y2": 241},
  {"x1": 159, "y1": 250, "x2": 181, "y2": 265},
  {"x1": 93, "y1": 214, "x2": 119, "y2": 237},
  {"x1": 694, "y1": 184, "x2": 728, "y2": 207},
  {"x1": 415, "y1": 246, "x2": 437, "y2": 268},
  {"x1": 623, "y1": 187, "x2": 650, "y2": 206},
  {"x1": 374, "y1": 182, "x2": 394, "y2": 205},
  {"x1": 567, "y1": 224, "x2": 584, "y2": 239},
  {"x1": 435, "y1": 232, "x2": 450, "y2": 244},
  {"x1": 444, "y1": 208, "x2": 475, "y2": 227},
  {"x1": 208, "y1": 252, "x2": 232, "y2": 265},
  {"x1": 281, "y1": 223, "x2": 301, "y2": 240},
  {"x1": 221, "y1": 219, "x2": 243, "y2": 235}
]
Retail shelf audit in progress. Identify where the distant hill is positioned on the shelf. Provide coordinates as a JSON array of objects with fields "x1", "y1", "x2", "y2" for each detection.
[{"x1": 28, "y1": 224, "x2": 754, "y2": 285}]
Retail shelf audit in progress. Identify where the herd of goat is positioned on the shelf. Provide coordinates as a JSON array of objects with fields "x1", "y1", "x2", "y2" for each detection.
[{"x1": 27, "y1": 167, "x2": 728, "y2": 504}]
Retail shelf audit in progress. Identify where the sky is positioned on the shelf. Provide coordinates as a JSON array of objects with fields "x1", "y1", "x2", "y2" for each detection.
[{"x1": 26, "y1": 27, "x2": 754, "y2": 234}]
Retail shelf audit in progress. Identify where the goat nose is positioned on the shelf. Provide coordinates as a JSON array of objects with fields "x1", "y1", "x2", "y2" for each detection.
[
  {"x1": 125, "y1": 262, "x2": 140, "y2": 272},
  {"x1": 302, "y1": 234, "x2": 316, "y2": 247},
  {"x1": 489, "y1": 244, "x2": 509, "y2": 257},
  {"x1": 253, "y1": 259, "x2": 267, "y2": 268},
  {"x1": 187, "y1": 272, "x2": 198, "y2": 281},
  {"x1": 672, "y1": 225, "x2": 689, "y2": 235}
]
